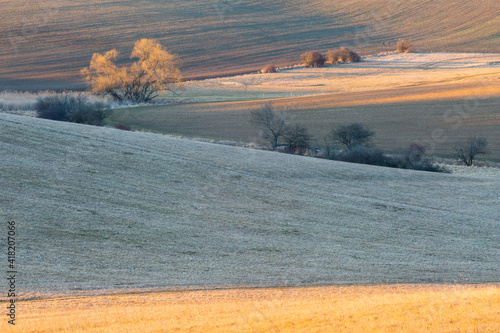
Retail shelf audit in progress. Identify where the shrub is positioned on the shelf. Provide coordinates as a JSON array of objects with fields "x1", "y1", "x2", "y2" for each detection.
[
  {"x1": 261, "y1": 64, "x2": 277, "y2": 73},
  {"x1": 327, "y1": 47, "x2": 360, "y2": 64},
  {"x1": 392, "y1": 143, "x2": 448, "y2": 172},
  {"x1": 334, "y1": 146, "x2": 447, "y2": 172},
  {"x1": 301, "y1": 51, "x2": 326, "y2": 67},
  {"x1": 397, "y1": 40, "x2": 413, "y2": 53},
  {"x1": 35, "y1": 95, "x2": 73, "y2": 121},
  {"x1": 71, "y1": 102, "x2": 107, "y2": 126},
  {"x1": 321, "y1": 140, "x2": 446, "y2": 172},
  {"x1": 337, "y1": 146, "x2": 388, "y2": 166},
  {"x1": 404, "y1": 143, "x2": 426, "y2": 164},
  {"x1": 404, "y1": 158, "x2": 448, "y2": 173},
  {"x1": 36, "y1": 94, "x2": 108, "y2": 126}
]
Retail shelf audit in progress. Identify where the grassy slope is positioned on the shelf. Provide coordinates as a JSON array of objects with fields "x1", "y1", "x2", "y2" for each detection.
[
  {"x1": 1, "y1": 0, "x2": 499, "y2": 90},
  {"x1": 0, "y1": 113, "x2": 498, "y2": 296}
]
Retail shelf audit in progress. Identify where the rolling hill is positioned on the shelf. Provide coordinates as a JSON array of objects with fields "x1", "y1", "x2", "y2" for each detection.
[
  {"x1": 1, "y1": 113, "x2": 498, "y2": 297},
  {"x1": 1, "y1": 0, "x2": 499, "y2": 90}
]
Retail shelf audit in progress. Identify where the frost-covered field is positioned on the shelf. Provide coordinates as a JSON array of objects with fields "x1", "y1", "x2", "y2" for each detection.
[
  {"x1": 187, "y1": 52, "x2": 500, "y2": 95},
  {"x1": 0, "y1": 113, "x2": 498, "y2": 298}
]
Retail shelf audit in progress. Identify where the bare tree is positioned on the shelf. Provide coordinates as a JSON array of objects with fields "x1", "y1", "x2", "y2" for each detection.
[
  {"x1": 454, "y1": 136, "x2": 488, "y2": 166},
  {"x1": 283, "y1": 123, "x2": 312, "y2": 154},
  {"x1": 331, "y1": 123, "x2": 375, "y2": 150},
  {"x1": 81, "y1": 39, "x2": 183, "y2": 103},
  {"x1": 250, "y1": 103, "x2": 288, "y2": 149}
]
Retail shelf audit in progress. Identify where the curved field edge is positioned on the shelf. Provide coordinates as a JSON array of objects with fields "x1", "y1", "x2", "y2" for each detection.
[
  {"x1": 1, "y1": 0, "x2": 499, "y2": 90},
  {"x1": 1, "y1": 113, "x2": 498, "y2": 295},
  {"x1": 106, "y1": 52, "x2": 500, "y2": 160},
  {"x1": 107, "y1": 93, "x2": 500, "y2": 161},
  {"x1": 1, "y1": 284, "x2": 499, "y2": 332}
]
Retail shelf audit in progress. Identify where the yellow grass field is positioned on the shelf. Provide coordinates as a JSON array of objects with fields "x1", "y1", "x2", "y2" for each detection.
[{"x1": 2, "y1": 284, "x2": 498, "y2": 332}]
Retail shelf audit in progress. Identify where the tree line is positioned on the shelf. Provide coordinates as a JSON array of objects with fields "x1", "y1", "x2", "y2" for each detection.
[{"x1": 250, "y1": 103, "x2": 488, "y2": 169}]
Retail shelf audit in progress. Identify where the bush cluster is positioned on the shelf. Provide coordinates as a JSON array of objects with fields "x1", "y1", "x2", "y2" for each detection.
[
  {"x1": 323, "y1": 123, "x2": 447, "y2": 172},
  {"x1": 329, "y1": 145, "x2": 447, "y2": 173},
  {"x1": 36, "y1": 94, "x2": 108, "y2": 126},
  {"x1": 300, "y1": 48, "x2": 361, "y2": 67},
  {"x1": 301, "y1": 51, "x2": 326, "y2": 67},
  {"x1": 327, "y1": 47, "x2": 360, "y2": 64}
]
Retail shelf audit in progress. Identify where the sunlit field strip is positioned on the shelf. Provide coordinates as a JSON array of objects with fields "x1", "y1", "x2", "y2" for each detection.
[
  {"x1": 2, "y1": 284, "x2": 498, "y2": 332},
  {"x1": 107, "y1": 82, "x2": 500, "y2": 160}
]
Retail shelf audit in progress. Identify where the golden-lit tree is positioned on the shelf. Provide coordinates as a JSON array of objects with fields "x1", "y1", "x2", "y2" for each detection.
[{"x1": 81, "y1": 39, "x2": 182, "y2": 103}]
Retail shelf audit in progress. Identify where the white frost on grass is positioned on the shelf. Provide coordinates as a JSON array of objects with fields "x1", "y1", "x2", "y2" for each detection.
[
  {"x1": 365, "y1": 52, "x2": 500, "y2": 69},
  {"x1": 1, "y1": 113, "x2": 499, "y2": 297},
  {"x1": 445, "y1": 164, "x2": 500, "y2": 178}
]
